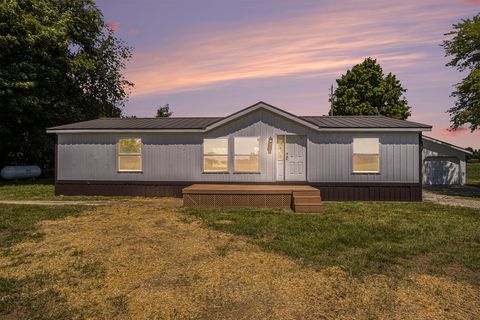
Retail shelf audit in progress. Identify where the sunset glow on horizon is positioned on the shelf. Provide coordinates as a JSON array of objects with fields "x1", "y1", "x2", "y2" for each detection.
[{"x1": 97, "y1": 0, "x2": 480, "y2": 148}]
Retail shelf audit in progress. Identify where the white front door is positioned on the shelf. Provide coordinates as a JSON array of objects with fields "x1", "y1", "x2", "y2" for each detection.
[{"x1": 285, "y1": 135, "x2": 306, "y2": 181}]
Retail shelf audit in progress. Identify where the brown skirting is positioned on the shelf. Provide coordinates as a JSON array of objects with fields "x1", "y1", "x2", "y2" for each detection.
[
  {"x1": 55, "y1": 181, "x2": 187, "y2": 197},
  {"x1": 55, "y1": 180, "x2": 422, "y2": 201},
  {"x1": 184, "y1": 193, "x2": 292, "y2": 208}
]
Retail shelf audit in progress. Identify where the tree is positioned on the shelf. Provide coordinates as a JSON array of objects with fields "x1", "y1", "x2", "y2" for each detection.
[
  {"x1": 156, "y1": 104, "x2": 172, "y2": 118},
  {"x1": 442, "y1": 14, "x2": 480, "y2": 131},
  {"x1": 465, "y1": 147, "x2": 480, "y2": 162},
  {"x1": 330, "y1": 58, "x2": 411, "y2": 120},
  {"x1": 0, "y1": 0, "x2": 133, "y2": 175}
]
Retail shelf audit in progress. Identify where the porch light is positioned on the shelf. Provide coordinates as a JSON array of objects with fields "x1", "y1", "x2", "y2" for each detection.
[{"x1": 267, "y1": 136, "x2": 273, "y2": 154}]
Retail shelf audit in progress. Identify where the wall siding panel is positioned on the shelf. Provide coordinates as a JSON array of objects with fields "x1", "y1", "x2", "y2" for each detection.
[{"x1": 57, "y1": 109, "x2": 420, "y2": 184}]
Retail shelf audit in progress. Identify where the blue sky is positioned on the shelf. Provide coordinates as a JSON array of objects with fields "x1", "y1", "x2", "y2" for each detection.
[{"x1": 97, "y1": 0, "x2": 480, "y2": 148}]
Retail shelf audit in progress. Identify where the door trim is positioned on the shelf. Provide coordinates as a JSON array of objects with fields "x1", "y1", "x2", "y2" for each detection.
[
  {"x1": 278, "y1": 134, "x2": 307, "y2": 182},
  {"x1": 275, "y1": 135, "x2": 285, "y2": 181}
]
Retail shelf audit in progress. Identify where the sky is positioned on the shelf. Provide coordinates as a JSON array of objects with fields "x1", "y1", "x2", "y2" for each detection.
[{"x1": 96, "y1": 0, "x2": 480, "y2": 148}]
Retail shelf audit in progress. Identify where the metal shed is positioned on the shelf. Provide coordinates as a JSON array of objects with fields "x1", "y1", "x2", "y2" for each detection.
[{"x1": 422, "y1": 136, "x2": 472, "y2": 185}]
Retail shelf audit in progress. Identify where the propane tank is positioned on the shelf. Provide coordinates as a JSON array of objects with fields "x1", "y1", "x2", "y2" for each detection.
[{"x1": 1, "y1": 166, "x2": 41, "y2": 180}]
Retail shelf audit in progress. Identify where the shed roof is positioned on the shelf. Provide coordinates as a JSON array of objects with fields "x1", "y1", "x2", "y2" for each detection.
[
  {"x1": 423, "y1": 136, "x2": 472, "y2": 154},
  {"x1": 47, "y1": 101, "x2": 432, "y2": 132}
]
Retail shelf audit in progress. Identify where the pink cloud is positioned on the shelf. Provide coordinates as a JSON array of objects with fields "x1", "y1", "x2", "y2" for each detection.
[
  {"x1": 105, "y1": 22, "x2": 120, "y2": 32},
  {"x1": 127, "y1": 2, "x2": 444, "y2": 96},
  {"x1": 440, "y1": 127, "x2": 470, "y2": 137},
  {"x1": 464, "y1": 0, "x2": 480, "y2": 4},
  {"x1": 123, "y1": 0, "x2": 477, "y2": 97},
  {"x1": 429, "y1": 128, "x2": 480, "y2": 148},
  {"x1": 127, "y1": 28, "x2": 139, "y2": 36}
]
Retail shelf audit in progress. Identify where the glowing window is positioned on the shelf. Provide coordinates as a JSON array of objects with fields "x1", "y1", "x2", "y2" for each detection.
[
  {"x1": 234, "y1": 137, "x2": 260, "y2": 172},
  {"x1": 353, "y1": 138, "x2": 380, "y2": 173},
  {"x1": 277, "y1": 135, "x2": 285, "y2": 160},
  {"x1": 118, "y1": 138, "x2": 142, "y2": 172},
  {"x1": 204, "y1": 138, "x2": 229, "y2": 172}
]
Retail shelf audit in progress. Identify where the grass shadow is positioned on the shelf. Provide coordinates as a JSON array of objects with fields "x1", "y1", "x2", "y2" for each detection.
[
  {"x1": 0, "y1": 178, "x2": 54, "y2": 186},
  {"x1": 187, "y1": 202, "x2": 480, "y2": 284}
]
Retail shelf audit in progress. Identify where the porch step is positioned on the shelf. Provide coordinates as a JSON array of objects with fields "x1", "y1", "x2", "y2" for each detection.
[
  {"x1": 293, "y1": 203, "x2": 323, "y2": 213},
  {"x1": 293, "y1": 195, "x2": 322, "y2": 204},
  {"x1": 292, "y1": 190, "x2": 321, "y2": 197},
  {"x1": 292, "y1": 188, "x2": 322, "y2": 213}
]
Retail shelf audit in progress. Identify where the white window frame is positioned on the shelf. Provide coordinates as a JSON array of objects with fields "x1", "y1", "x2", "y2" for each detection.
[
  {"x1": 234, "y1": 136, "x2": 260, "y2": 173},
  {"x1": 117, "y1": 138, "x2": 143, "y2": 172},
  {"x1": 203, "y1": 138, "x2": 229, "y2": 173},
  {"x1": 352, "y1": 137, "x2": 380, "y2": 174}
]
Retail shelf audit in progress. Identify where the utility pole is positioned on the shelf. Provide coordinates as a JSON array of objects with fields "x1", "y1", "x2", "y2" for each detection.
[{"x1": 329, "y1": 84, "x2": 335, "y2": 116}]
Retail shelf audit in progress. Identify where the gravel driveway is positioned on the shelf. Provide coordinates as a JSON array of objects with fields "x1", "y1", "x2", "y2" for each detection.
[{"x1": 423, "y1": 190, "x2": 480, "y2": 209}]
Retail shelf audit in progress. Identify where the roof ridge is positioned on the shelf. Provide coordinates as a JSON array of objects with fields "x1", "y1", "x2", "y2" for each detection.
[{"x1": 301, "y1": 115, "x2": 388, "y2": 118}]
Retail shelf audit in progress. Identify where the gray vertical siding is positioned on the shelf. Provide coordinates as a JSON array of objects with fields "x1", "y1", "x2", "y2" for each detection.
[
  {"x1": 307, "y1": 132, "x2": 419, "y2": 183},
  {"x1": 57, "y1": 109, "x2": 420, "y2": 183}
]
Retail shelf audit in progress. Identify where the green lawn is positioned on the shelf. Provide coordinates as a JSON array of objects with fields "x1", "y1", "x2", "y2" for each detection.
[
  {"x1": 467, "y1": 162, "x2": 480, "y2": 187},
  {"x1": 188, "y1": 202, "x2": 480, "y2": 279},
  {"x1": 0, "y1": 179, "x2": 125, "y2": 201}
]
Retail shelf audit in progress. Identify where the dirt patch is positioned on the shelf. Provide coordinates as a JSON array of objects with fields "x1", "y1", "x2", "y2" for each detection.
[
  {"x1": 402, "y1": 252, "x2": 480, "y2": 288},
  {"x1": 0, "y1": 203, "x2": 479, "y2": 319},
  {"x1": 0, "y1": 308, "x2": 26, "y2": 320},
  {"x1": 216, "y1": 219, "x2": 234, "y2": 225},
  {"x1": 0, "y1": 197, "x2": 183, "y2": 207},
  {"x1": 127, "y1": 197, "x2": 183, "y2": 208},
  {"x1": 0, "y1": 229, "x2": 9, "y2": 239},
  {"x1": 423, "y1": 191, "x2": 480, "y2": 209}
]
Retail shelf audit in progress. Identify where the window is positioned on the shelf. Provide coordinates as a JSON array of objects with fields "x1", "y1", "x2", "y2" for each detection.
[
  {"x1": 118, "y1": 138, "x2": 142, "y2": 172},
  {"x1": 204, "y1": 138, "x2": 228, "y2": 172},
  {"x1": 234, "y1": 137, "x2": 260, "y2": 172},
  {"x1": 353, "y1": 137, "x2": 380, "y2": 173},
  {"x1": 277, "y1": 135, "x2": 285, "y2": 160}
]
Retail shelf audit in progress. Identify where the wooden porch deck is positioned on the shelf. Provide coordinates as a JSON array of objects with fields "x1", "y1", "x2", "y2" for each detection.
[{"x1": 183, "y1": 184, "x2": 322, "y2": 213}]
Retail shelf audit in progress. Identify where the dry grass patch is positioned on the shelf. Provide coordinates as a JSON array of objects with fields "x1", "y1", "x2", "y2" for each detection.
[{"x1": 0, "y1": 201, "x2": 479, "y2": 319}]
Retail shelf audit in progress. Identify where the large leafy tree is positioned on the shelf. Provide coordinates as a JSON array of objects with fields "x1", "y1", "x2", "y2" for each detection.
[
  {"x1": 0, "y1": 0, "x2": 133, "y2": 174},
  {"x1": 330, "y1": 58, "x2": 411, "y2": 120},
  {"x1": 442, "y1": 13, "x2": 480, "y2": 131}
]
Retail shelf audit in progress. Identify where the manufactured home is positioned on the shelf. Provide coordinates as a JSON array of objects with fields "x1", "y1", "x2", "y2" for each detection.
[{"x1": 47, "y1": 101, "x2": 444, "y2": 207}]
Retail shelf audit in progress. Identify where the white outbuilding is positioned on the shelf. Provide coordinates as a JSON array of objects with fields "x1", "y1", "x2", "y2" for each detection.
[{"x1": 422, "y1": 136, "x2": 472, "y2": 185}]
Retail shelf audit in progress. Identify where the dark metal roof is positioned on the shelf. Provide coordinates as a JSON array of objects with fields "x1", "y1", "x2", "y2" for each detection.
[
  {"x1": 48, "y1": 117, "x2": 223, "y2": 130},
  {"x1": 47, "y1": 102, "x2": 431, "y2": 131},
  {"x1": 301, "y1": 116, "x2": 432, "y2": 129}
]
